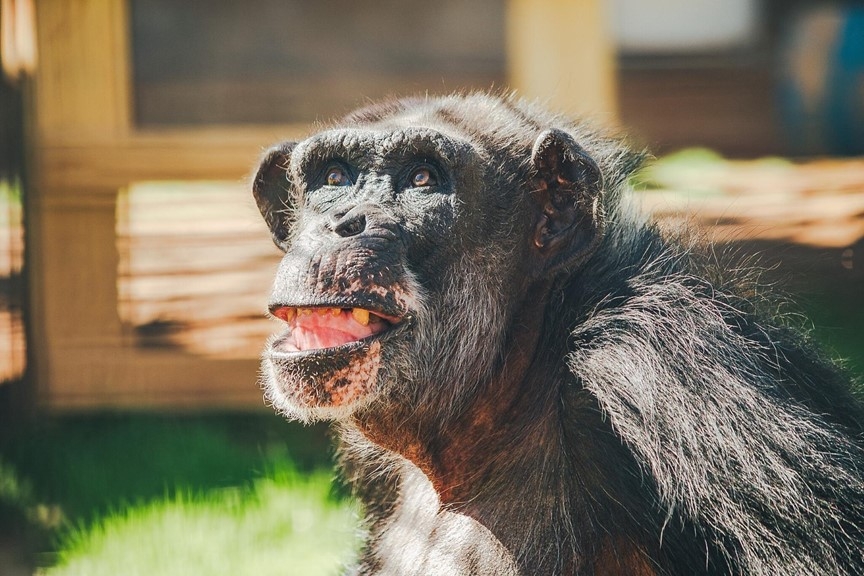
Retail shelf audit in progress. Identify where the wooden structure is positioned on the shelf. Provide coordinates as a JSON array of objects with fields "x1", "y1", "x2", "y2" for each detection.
[{"x1": 27, "y1": 0, "x2": 615, "y2": 408}]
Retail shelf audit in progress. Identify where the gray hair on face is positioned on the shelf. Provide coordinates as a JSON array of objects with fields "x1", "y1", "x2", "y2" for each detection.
[{"x1": 395, "y1": 249, "x2": 512, "y2": 422}]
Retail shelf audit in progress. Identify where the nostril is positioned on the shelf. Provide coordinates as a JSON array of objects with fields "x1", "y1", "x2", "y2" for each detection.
[{"x1": 334, "y1": 214, "x2": 366, "y2": 237}]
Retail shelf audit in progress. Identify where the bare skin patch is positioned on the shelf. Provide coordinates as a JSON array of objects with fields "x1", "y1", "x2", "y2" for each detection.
[
  {"x1": 318, "y1": 341, "x2": 382, "y2": 406},
  {"x1": 264, "y1": 339, "x2": 383, "y2": 423}
]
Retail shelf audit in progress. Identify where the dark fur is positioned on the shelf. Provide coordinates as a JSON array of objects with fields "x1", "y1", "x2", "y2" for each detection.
[{"x1": 254, "y1": 93, "x2": 864, "y2": 575}]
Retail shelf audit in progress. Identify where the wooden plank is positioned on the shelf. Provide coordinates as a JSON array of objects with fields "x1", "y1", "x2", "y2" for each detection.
[
  {"x1": 42, "y1": 350, "x2": 263, "y2": 410},
  {"x1": 36, "y1": 128, "x2": 304, "y2": 191},
  {"x1": 618, "y1": 65, "x2": 780, "y2": 156}
]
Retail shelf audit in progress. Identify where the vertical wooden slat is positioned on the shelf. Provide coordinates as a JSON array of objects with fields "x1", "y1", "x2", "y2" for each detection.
[
  {"x1": 29, "y1": 0, "x2": 131, "y2": 407},
  {"x1": 506, "y1": 0, "x2": 617, "y2": 123},
  {"x1": 39, "y1": 195, "x2": 123, "y2": 341},
  {"x1": 33, "y1": 0, "x2": 130, "y2": 140}
]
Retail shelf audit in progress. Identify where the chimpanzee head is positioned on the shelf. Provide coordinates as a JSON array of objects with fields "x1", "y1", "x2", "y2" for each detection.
[{"x1": 253, "y1": 94, "x2": 604, "y2": 424}]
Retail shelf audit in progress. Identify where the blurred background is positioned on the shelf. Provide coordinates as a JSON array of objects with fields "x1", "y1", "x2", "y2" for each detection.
[{"x1": 0, "y1": 0, "x2": 862, "y2": 574}]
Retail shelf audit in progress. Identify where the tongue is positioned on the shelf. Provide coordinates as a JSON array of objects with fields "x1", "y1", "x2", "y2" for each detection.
[{"x1": 282, "y1": 310, "x2": 380, "y2": 352}]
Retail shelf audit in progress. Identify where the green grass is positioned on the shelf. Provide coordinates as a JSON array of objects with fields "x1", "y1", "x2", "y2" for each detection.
[
  {"x1": 1, "y1": 413, "x2": 337, "y2": 523},
  {"x1": 47, "y1": 468, "x2": 359, "y2": 576},
  {"x1": 0, "y1": 412, "x2": 359, "y2": 575}
]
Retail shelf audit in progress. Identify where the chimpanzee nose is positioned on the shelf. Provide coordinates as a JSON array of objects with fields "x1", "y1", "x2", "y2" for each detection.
[{"x1": 331, "y1": 207, "x2": 367, "y2": 238}]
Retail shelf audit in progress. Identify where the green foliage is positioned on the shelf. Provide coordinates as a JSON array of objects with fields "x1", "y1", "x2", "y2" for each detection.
[
  {"x1": 0, "y1": 177, "x2": 23, "y2": 202},
  {"x1": 635, "y1": 147, "x2": 792, "y2": 197},
  {"x1": 0, "y1": 457, "x2": 31, "y2": 506}
]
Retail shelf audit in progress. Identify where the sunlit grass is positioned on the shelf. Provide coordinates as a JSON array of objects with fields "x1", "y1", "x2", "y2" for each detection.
[
  {"x1": 1, "y1": 413, "x2": 360, "y2": 574},
  {"x1": 45, "y1": 467, "x2": 360, "y2": 576}
]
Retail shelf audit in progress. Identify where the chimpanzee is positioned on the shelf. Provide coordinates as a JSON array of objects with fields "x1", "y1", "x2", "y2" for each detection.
[{"x1": 252, "y1": 93, "x2": 864, "y2": 575}]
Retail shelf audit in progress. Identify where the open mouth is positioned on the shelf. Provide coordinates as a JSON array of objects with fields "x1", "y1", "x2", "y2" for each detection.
[{"x1": 270, "y1": 306, "x2": 400, "y2": 353}]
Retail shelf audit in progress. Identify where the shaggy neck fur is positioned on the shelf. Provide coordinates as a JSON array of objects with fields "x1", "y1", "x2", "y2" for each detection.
[{"x1": 351, "y1": 276, "x2": 662, "y2": 574}]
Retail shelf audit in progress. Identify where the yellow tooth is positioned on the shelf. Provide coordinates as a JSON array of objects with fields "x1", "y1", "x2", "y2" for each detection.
[
  {"x1": 331, "y1": 308, "x2": 342, "y2": 316},
  {"x1": 299, "y1": 308, "x2": 312, "y2": 316},
  {"x1": 352, "y1": 308, "x2": 370, "y2": 326},
  {"x1": 281, "y1": 307, "x2": 296, "y2": 322},
  {"x1": 316, "y1": 308, "x2": 328, "y2": 315}
]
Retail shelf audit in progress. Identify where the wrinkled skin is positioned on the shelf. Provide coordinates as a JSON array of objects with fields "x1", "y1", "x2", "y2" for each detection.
[{"x1": 254, "y1": 94, "x2": 864, "y2": 575}]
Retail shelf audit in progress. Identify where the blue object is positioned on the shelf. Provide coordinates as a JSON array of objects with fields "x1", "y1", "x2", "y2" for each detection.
[{"x1": 780, "y1": 7, "x2": 864, "y2": 156}]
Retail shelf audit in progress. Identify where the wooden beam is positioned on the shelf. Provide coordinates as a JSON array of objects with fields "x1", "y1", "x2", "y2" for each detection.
[{"x1": 36, "y1": 127, "x2": 307, "y2": 191}]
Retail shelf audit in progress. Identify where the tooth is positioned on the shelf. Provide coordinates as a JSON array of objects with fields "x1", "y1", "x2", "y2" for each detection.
[
  {"x1": 316, "y1": 308, "x2": 328, "y2": 315},
  {"x1": 352, "y1": 308, "x2": 370, "y2": 326},
  {"x1": 282, "y1": 308, "x2": 297, "y2": 322},
  {"x1": 299, "y1": 308, "x2": 312, "y2": 316},
  {"x1": 331, "y1": 308, "x2": 341, "y2": 316}
]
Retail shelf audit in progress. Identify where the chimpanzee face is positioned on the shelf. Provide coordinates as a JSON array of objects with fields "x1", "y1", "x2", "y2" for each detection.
[
  {"x1": 253, "y1": 99, "x2": 602, "y2": 423},
  {"x1": 256, "y1": 127, "x2": 486, "y2": 421}
]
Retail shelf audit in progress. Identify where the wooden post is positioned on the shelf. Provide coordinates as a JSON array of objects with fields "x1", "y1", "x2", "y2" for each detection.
[{"x1": 507, "y1": 0, "x2": 618, "y2": 123}]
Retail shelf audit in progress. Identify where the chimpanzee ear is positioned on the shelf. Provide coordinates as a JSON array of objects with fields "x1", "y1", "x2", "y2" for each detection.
[
  {"x1": 253, "y1": 142, "x2": 297, "y2": 249},
  {"x1": 529, "y1": 129, "x2": 604, "y2": 276}
]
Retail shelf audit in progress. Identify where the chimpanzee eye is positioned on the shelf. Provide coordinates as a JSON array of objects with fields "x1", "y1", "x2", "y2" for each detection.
[
  {"x1": 325, "y1": 166, "x2": 352, "y2": 187},
  {"x1": 410, "y1": 167, "x2": 437, "y2": 188}
]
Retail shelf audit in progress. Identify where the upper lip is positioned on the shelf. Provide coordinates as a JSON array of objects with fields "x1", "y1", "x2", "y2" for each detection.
[{"x1": 268, "y1": 305, "x2": 402, "y2": 326}]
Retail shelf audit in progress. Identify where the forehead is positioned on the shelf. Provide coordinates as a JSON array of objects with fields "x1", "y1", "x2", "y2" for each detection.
[{"x1": 291, "y1": 126, "x2": 478, "y2": 173}]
